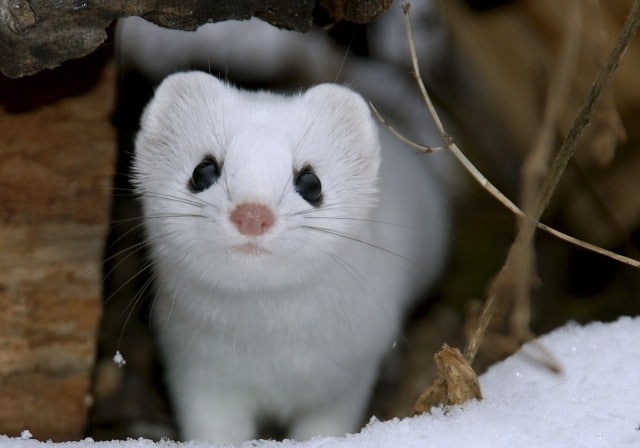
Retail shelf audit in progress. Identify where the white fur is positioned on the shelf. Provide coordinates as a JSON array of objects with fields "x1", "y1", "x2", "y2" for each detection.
[{"x1": 133, "y1": 72, "x2": 448, "y2": 444}]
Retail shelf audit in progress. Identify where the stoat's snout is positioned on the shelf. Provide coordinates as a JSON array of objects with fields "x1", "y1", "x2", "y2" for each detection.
[{"x1": 230, "y1": 202, "x2": 276, "y2": 236}]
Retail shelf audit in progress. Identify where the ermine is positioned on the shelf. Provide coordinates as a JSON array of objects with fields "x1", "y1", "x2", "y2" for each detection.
[{"x1": 132, "y1": 71, "x2": 448, "y2": 444}]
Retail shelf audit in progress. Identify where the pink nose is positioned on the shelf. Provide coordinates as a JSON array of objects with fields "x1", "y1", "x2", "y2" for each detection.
[{"x1": 230, "y1": 203, "x2": 275, "y2": 236}]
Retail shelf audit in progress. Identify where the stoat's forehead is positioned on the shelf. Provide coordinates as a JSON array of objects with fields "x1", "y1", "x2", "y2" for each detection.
[
  {"x1": 223, "y1": 126, "x2": 296, "y2": 202},
  {"x1": 192, "y1": 89, "x2": 301, "y2": 174}
]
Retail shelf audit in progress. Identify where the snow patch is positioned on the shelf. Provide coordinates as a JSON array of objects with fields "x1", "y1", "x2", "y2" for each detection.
[
  {"x1": 1, "y1": 316, "x2": 639, "y2": 447},
  {"x1": 112, "y1": 351, "x2": 127, "y2": 368}
]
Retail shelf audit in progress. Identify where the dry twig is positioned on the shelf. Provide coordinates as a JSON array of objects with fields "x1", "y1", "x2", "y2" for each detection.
[{"x1": 511, "y1": 0, "x2": 585, "y2": 354}]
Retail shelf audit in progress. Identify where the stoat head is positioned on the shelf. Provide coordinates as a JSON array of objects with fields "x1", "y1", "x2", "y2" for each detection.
[{"x1": 133, "y1": 71, "x2": 381, "y2": 290}]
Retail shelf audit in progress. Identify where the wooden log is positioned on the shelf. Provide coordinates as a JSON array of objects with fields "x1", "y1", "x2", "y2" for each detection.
[{"x1": 0, "y1": 50, "x2": 115, "y2": 441}]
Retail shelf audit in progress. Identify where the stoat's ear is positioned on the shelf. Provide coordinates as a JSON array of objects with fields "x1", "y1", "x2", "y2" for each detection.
[
  {"x1": 133, "y1": 71, "x2": 230, "y2": 192},
  {"x1": 302, "y1": 83, "x2": 381, "y2": 174},
  {"x1": 303, "y1": 83, "x2": 375, "y2": 131},
  {"x1": 140, "y1": 71, "x2": 226, "y2": 129}
]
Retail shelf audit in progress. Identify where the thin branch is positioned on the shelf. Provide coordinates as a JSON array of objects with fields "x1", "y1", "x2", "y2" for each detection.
[
  {"x1": 374, "y1": 113, "x2": 640, "y2": 268},
  {"x1": 510, "y1": 0, "x2": 585, "y2": 347},
  {"x1": 521, "y1": 0, "x2": 584, "y2": 217},
  {"x1": 369, "y1": 102, "x2": 444, "y2": 153},
  {"x1": 402, "y1": 1, "x2": 451, "y2": 146}
]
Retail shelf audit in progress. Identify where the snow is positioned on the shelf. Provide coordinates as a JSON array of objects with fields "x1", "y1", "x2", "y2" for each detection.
[
  {"x1": 2, "y1": 316, "x2": 639, "y2": 448},
  {"x1": 112, "y1": 351, "x2": 127, "y2": 368}
]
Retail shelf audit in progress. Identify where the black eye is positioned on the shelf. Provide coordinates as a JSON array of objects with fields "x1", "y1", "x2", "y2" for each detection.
[
  {"x1": 294, "y1": 167, "x2": 322, "y2": 206},
  {"x1": 189, "y1": 156, "x2": 221, "y2": 193}
]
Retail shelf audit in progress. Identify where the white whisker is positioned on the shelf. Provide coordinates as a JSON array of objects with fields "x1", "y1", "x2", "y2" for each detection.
[
  {"x1": 301, "y1": 224, "x2": 415, "y2": 264},
  {"x1": 105, "y1": 259, "x2": 155, "y2": 306},
  {"x1": 141, "y1": 191, "x2": 209, "y2": 208},
  {"x1": 115, "y1": 267, "x2": 158, "y2": 349},
  {"x1": 300, "y1": 214, "x2": 413, "y2": 231}
]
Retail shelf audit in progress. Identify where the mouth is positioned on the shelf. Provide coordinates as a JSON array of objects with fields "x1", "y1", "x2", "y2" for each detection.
[{"x1": 232, "y1": 242, "x2": 270, "y2": 256}]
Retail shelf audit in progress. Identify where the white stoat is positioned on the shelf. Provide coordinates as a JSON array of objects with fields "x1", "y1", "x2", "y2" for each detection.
[{"x1": 132, "y1": 71, "x2": 448, "y2": 444}]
